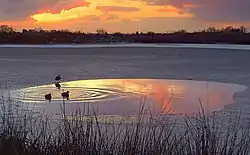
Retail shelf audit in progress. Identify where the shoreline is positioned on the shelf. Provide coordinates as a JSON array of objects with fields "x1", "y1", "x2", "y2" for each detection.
[{"x1": 1, "y1": 43, "x2": 250, "y2": 50}]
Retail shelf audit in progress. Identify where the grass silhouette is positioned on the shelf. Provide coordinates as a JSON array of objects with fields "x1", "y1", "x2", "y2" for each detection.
[{"x1": 0, "y1": 92, "x2": 249, "y2": 155}]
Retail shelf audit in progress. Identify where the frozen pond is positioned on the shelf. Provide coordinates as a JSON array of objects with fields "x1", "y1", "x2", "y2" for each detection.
[
  {"x1": 0, "y1": 44, "x2": 250, "y2": 117},
  {"x1": 12, "y1": 79, "x2": 246, "y2": 116}
]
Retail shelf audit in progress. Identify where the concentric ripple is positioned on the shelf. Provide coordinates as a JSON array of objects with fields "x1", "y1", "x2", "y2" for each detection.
[
  {"x1": 13, "y1": 85, "x2": 136, "y2": 103},
  {"x1": 10, "y1": 79, "x2": 247, "y2": 115}
]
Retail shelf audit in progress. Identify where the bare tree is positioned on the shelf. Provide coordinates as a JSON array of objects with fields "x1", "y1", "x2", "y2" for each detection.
[
  {"x1": 96, "y1": 28, "x2": 108, "y2": 35},
  {"x1": 206, "y1": 27, "x2": 218, "y2": 33},
  {"x1": 0, "y1": 25, "x2": 14, "y2": 33},
  {"x1": 239, "y1": 26, "x2": 247, "y2": 33}
]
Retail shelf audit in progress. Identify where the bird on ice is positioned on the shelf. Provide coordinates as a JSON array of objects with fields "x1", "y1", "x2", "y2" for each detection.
[
  {"x1": 55, "y1": 75, "x2": 61, "y2": 81},
  {"x1": 45, "y1": 93, "x2": 52, "y2": 102},
  {"x1": 61, "y1": 91, "x2": 70, "y2": 100},
  {"x1": 55, "y1": 82, "x2": 61, "y2": 89}
]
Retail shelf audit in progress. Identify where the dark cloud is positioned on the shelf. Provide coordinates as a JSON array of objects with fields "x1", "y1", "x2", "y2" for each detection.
[
  {"x1": 0, "y1": 0, "x2": 58, "y2": 20},
  {"x1": 144, "y1": 0, "x2": 250, "y2": 22},
  {"x1": 0, "y1": 0, "x2": 89, "y2": 21},
  {"x1": 51, "y1": 0, "x2": 90, "y2": 13},
  {"x1": 96, "y1": 6, "x2": 140, "y2": 13}
]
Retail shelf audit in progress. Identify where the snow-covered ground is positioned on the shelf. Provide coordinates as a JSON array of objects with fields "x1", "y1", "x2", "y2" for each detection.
[{"x1": 0, "y1": 44, "x2": 250, "y2": 117}]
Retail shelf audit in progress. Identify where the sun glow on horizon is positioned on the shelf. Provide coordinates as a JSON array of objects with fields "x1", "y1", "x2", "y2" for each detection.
[
  {"x1": 0, "y1": 0, "x2": 202, "y2": 32},
  {"x1": 1, "y1": 0, "x2": 250, "y2": 32},
  {"x1": 31, "y1": 0, "x2": 193, "y2": 23}
]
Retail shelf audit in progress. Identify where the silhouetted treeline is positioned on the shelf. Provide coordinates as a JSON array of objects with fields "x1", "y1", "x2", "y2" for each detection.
[{"x1": 0, "y1": 25, "x2": 250, "y2": 44}]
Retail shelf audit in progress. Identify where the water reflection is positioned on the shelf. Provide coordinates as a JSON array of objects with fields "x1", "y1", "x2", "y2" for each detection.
[{"x1": 13, "y1": 79, "x2": 247, "y2": 115}]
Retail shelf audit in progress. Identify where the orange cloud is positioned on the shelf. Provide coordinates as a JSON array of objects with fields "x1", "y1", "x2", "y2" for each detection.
[
  {"x1": 0, "y1": 20, "x2": 33, "y2": 29},
  {"x1": 30, "y1": 0, "x2": 192, "y2": 23},
  {"x1": 31, "y1": 4, "x2": 100, "y2": 23},
  {"x1": 96, "y1": 6, "x2": 140, "y2": 13},
  {"x1": 51, "y1": 0, "x2": 90, "y2": 13},
  {"x1": 183, "y1": 4, "x2": 201, "y2": 8},
  {"x1": 2, "y1": 0, "x2": 196, "y2": 32},
  {"x1": 32, "y1": 9, "x2": 81, "y2": 23},
  {"x1": 157, "y1": 6, "x2": 182, "y2": 13}
]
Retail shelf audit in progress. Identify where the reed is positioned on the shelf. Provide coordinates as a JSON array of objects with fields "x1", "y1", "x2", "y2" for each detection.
[{"x1": 0, "y1": 93, "x2": 249, "y2": 155}]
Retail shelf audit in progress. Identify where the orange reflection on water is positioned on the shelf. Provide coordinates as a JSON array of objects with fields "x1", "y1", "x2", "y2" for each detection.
[{"x1": 14, "y1": 79, "x2": 246, "y2": 115}]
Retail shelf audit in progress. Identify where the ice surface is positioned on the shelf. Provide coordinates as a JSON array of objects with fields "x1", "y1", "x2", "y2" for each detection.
[
  {"x1": 10, "y1": 79, "x2": 246, "y2": 116},
  {"x1": 0, "y1": 44, "x2": 250, "y2": 117}
]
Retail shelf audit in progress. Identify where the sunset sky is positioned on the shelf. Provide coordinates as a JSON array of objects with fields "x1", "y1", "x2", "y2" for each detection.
[{"x1": 0, "y1": 0, "x2": 250, "y2": 32}]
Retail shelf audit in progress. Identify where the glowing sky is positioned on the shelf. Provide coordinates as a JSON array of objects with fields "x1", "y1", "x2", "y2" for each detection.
[{"x1": 0, "y1": 0, "x2": 250, "y2": 32}]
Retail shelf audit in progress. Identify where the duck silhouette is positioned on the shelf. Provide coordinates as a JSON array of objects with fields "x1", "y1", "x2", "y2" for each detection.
[
  {"x1": 45, "y1": 93, "x2": 52, "y2": 102},
  {"x1": 61, "y1": 91, "x2": 69, "y2": 100},
  {"x1": 55, "y1": 82, "x2": 61, "y2": 89},
  {"x1": 55, "y1": 75, "x2": 61, "y2": 81}
]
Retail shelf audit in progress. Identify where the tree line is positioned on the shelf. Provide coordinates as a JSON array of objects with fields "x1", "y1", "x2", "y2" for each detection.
[{"x1": 0, "y1": 25, "x2": 249, "y2": 44}]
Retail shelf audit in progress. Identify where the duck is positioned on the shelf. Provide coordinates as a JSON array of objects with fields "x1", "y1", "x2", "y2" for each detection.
[
  {"x1": 61, "y1": 91, "x2": 69, "y2": 100},
  {"x1": 45, "y1": 93, "x2": 52, "y2": 102},
  {"x1": 55, "y1": 75, "x2": 61, "y2": 81},
  {"x1": 55, "y1": 82, "x2": 61, "y2": 89}
]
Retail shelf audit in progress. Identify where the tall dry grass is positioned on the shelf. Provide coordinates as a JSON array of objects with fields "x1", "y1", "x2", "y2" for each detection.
[{"x1": 0, "y1": 92, "x2": 249, "y2": 155}]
